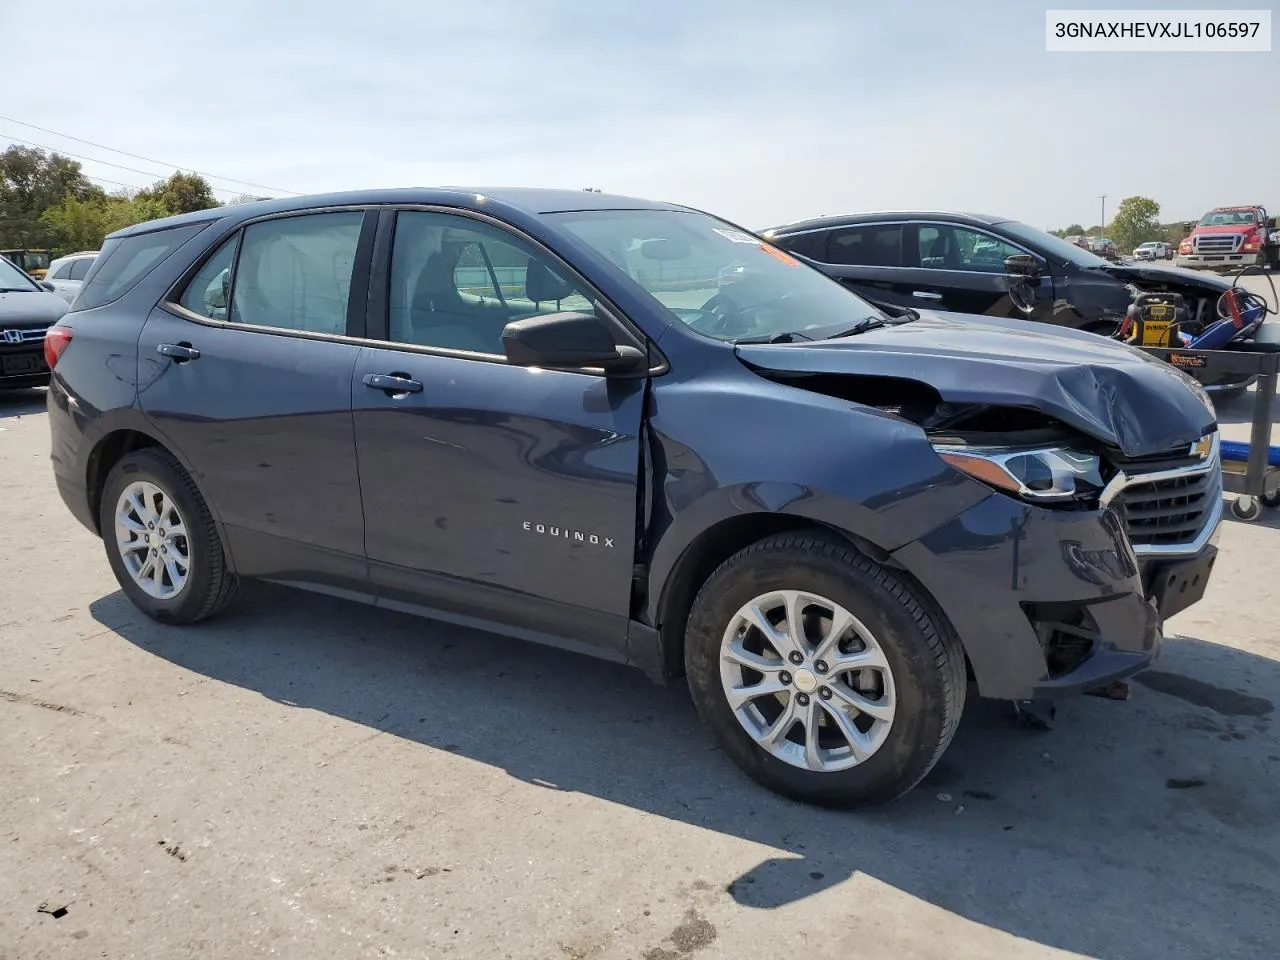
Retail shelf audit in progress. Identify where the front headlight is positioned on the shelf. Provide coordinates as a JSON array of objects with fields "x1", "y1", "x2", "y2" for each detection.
[{"x1": 932, "y1": 443, "x2": 1104, "y2": 505}]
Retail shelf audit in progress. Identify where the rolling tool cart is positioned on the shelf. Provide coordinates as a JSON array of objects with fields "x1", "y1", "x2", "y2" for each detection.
[
  {"x1": 1117, "y1": 273, "x2": 1280, "y2": 522},
  {"x1": 1138, "y1": 330, "x2": 1280, "y2": 522}
]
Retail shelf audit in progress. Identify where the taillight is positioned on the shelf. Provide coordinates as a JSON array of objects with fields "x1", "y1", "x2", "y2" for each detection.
[{"x1": 44, "y1": 325, "x2": 73, "y2": 369}]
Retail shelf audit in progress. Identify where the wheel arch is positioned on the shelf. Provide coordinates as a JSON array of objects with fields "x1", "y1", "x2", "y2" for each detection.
[
  {"x1": 84, "y1": 425, "x2": 236, "y2": 573},
  {"x1": 650, "y1": 511, "x2": 959, "y2": 683}
]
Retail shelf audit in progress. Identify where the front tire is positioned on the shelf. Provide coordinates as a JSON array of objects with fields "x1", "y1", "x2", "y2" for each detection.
[
  {"x1": 684, "y1": 533, "x2": 966, "y2": 807},
  {"x1": 100, "y1": 448, "x2": 238, "y2": 623}
]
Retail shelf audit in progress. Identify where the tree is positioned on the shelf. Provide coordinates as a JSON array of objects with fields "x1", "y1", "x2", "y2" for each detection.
[
  {"x1": 1109, "y1": 196, "x2": 1162, "y2": 254},
  {"x1": 1061, "y1": 223, "x2": 1084, "y2": 235},
  {"x1": 137, "y1": 171, "x2": 217, "y2": 215},
  {"x1": 0, "y1": 145, "x2": 100, "y2": 247},
  {"x1": 41, "y1": 192, "x2": 172, "y2": 255}
]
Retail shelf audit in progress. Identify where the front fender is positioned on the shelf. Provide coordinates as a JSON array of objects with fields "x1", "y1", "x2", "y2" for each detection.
[{"x1": 642, "y1": 369, "x2": 992, "y2": 625}]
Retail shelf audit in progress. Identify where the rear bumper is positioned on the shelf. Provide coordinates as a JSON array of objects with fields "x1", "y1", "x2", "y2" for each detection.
[
  {"x1": 46, "y1": 377, "x2": 98, "y2": 535},
  {"x1": 891, "y1": 493, "x2": 1221, "y2": 702}
]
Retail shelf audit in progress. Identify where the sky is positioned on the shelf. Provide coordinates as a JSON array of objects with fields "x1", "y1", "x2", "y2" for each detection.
[{"x1": 3, "y1": 0, "x2": 1277, "y2": 231}]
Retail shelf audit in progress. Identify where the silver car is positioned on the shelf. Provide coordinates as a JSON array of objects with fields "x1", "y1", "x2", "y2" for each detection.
[{"x1": 44, "y1": 251, "x2": 99, "y2": 304}]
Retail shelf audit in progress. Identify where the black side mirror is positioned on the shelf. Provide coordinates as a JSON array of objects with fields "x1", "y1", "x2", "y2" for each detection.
[
  {"x1": 1266, "y1": 217, "x2": 1277, "y2": 230},
  {"x1": 40, "y1": 280, "x2": 56, "y2": 292},
  {"x1": 501, "y1": 311, "x2": 644, "y2": 371},
  {"x1": 1004, "y1": 254, "x2": 1041, "y2": 278}
]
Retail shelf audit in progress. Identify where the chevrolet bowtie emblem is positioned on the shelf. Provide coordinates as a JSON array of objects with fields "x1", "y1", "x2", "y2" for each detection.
[{"x1": 1191, "y1": 436, "x2": 1213, "y2": 460}]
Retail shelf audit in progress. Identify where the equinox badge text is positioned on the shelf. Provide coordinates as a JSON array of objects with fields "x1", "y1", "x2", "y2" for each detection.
[{"x1": 522, "y1": 521, "x2": 615, "y2": 548}]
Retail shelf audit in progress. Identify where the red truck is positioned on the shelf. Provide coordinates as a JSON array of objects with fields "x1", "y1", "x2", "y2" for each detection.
[{"x1": 1176, "y1": 204, "x2": 1279, "y2": 272}]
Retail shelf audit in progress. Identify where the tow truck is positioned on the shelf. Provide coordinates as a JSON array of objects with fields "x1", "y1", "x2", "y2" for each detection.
[{"x1": 1176, "y1": 205, "x2": 1279, "y2": 272}]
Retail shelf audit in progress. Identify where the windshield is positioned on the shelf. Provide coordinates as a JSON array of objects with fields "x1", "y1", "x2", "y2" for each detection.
[
  {"x1": 1199, "y1": 209, "x2": 1257, "y2": 226},
  {"x1": 0, "y1": 256, "x2": 38, "y2": 290},
  {"x1": 549, "y1": 208, "x2": 884, "y2": 342},
  {"x1": 996, "y1": 220, "x2": 1109, "y2": 268}
]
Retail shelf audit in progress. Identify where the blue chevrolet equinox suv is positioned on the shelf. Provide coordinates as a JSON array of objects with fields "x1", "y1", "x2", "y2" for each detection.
[{"x1": 45, "y1": 188, "x2": 1223, "y2": 806}]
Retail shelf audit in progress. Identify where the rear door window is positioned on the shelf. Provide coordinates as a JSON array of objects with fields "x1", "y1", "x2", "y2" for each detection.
[
  {"x1": 68, "y1": 257, "x2": 94, "y2": 281},
  {"x1": 825, "y1": 224, "x2": 902, "y2": 267},
  {"x1": 227, "y1": 212, "x2": 365, "y2": 336},
  {"x1": 75, "y1": 223, "x2": 211, "y2": 310},
  {"x1": 49, "y1": 261, "x2": 74, "y2": 280}
]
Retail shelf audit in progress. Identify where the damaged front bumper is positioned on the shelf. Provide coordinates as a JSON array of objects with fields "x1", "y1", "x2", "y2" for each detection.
[{"x1": 890, "y1": 475, "x2": 1222, "y2": 702}]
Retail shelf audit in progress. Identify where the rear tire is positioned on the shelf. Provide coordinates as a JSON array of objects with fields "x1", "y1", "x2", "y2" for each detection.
[
  {"x1": 684, "y1": 533, "x2": 966, "y2": 807},
  {"x1": 100, "y1": 448, "x2": 238, "y2": 624}
]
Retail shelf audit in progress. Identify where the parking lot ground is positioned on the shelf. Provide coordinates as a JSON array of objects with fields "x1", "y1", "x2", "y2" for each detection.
[{"x1": 3, "y1": 299, "x2": 1280, "y2": 959}]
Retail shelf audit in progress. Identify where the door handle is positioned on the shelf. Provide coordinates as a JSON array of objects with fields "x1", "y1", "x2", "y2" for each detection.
[
  {"x1": 157, "y1": 342, "x2": 200, "y2": 361},
  {"x1": 363, "y1": 372, "x2": 423, "y2": 395},
  {"x1": 911, "y1": 291, "x2": 943, "y2": 301}
]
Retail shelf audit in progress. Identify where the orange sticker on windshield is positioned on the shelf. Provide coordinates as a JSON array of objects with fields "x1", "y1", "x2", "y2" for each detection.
[{"x1": 759, "y1": 243, "x2": 800, "y2": 267}]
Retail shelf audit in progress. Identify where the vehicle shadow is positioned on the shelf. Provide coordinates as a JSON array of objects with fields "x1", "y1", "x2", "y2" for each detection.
[
  {"x1": 0, "y1": 387, "x2": 46, "y2": 419},
  {"x1": 91, "y1": 585, "x2": 1279, "y2": 960}
]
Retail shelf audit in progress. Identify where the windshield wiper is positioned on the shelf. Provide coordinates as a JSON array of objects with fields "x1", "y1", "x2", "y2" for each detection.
[
  {"x1": 828, "y1": 307, "x2": 921, "y2": 339},
  {"x1": 732, "y1": 330, "x2": 815, "y2": 344},
  {"x1": 0, "y1": 287, "x2": 32, "y2": 293}
]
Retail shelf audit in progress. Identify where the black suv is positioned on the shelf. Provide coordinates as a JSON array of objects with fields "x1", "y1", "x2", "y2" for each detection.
[
  {"x1": 46, "y1": 189, "x2": 1223, "y2": 807},
  {"x1": 760, "y1": 212, "x2": 1237, "y2": 336}
]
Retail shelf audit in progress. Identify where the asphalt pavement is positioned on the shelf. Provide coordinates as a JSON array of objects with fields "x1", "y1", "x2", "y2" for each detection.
[{"x1": 2, "y1": 280, "x2": 1279, "y2": 959}]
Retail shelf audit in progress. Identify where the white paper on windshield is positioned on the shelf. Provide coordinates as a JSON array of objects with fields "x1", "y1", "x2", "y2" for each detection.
[{"x1": 713, "y1": 228, "x2": 761, "y2": 244}]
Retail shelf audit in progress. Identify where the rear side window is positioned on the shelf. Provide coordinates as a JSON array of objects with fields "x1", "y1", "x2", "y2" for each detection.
[
  {"x1": 75, "y1": 223, "x2": 210, "y2": 311},
  {"x1": 825, "y1": 224, "x2": 902, "y2": 267},
  {"x1": 178, "y1": 237, "x2": 237, "y2": 321},
  {"x1": 68, "y1": 257, "x2": 94, "y2": 281},
  {"x1": 49, "y1": 261, "x2": 74, "y2": 280}
]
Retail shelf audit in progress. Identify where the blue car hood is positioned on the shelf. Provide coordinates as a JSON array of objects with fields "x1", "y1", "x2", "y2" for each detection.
[{"x1": 735, "y1": 311, "x2": 1217, "y2": 458}]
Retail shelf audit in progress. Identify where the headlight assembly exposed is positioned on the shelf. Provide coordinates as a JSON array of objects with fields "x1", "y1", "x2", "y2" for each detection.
[{"x1": 932, "y1": 443, "x2": 1104, "y2": 504}]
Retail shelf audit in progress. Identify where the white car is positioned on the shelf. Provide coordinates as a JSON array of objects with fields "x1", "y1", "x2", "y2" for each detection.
[
  {"x1": 1132, "y1": 241, "x2": 1171, "y2": 261},
  {"x1": 44, "y1": 251, "x2": 99, "y2": 304}
]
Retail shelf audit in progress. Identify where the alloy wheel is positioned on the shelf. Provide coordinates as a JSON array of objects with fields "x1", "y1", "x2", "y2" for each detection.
[
  {"x1": 719, "y1": 590, "x2": 897, "y2": 772},
  {"x1": 114, "y1": 481, "x2": 191, "y2": 599}
]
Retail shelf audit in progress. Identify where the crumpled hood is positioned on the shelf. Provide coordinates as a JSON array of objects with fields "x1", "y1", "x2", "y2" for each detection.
[
  {"x1": 0, "y1": 289, "x2": 69, "y2": 326},
  {"x1": 1097, "y1": 261, "x2": 1232, "y2": 291},
  {"x1": 735, "y1": 311, "x2": 1217, "y2": 458}
]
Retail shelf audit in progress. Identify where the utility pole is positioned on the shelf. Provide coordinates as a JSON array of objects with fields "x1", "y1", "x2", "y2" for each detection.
[{"x1": 1099, "y1": 194, "x2": 1107, "y2": 233}]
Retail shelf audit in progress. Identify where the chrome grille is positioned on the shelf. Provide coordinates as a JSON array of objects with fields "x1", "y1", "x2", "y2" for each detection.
[
  {"x1": 1115, "y1": 470, "x2": 1218, "y2": 546},
  {"x1": 0, "y1": 327, "x2": 47, "y2": 345},
  {"x1": 1193, "y1": 234, "x2": 1242, "y2": 254},
  {"x1": 1103, "y1": 435, "x2": 1222, "y2": 556}
]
